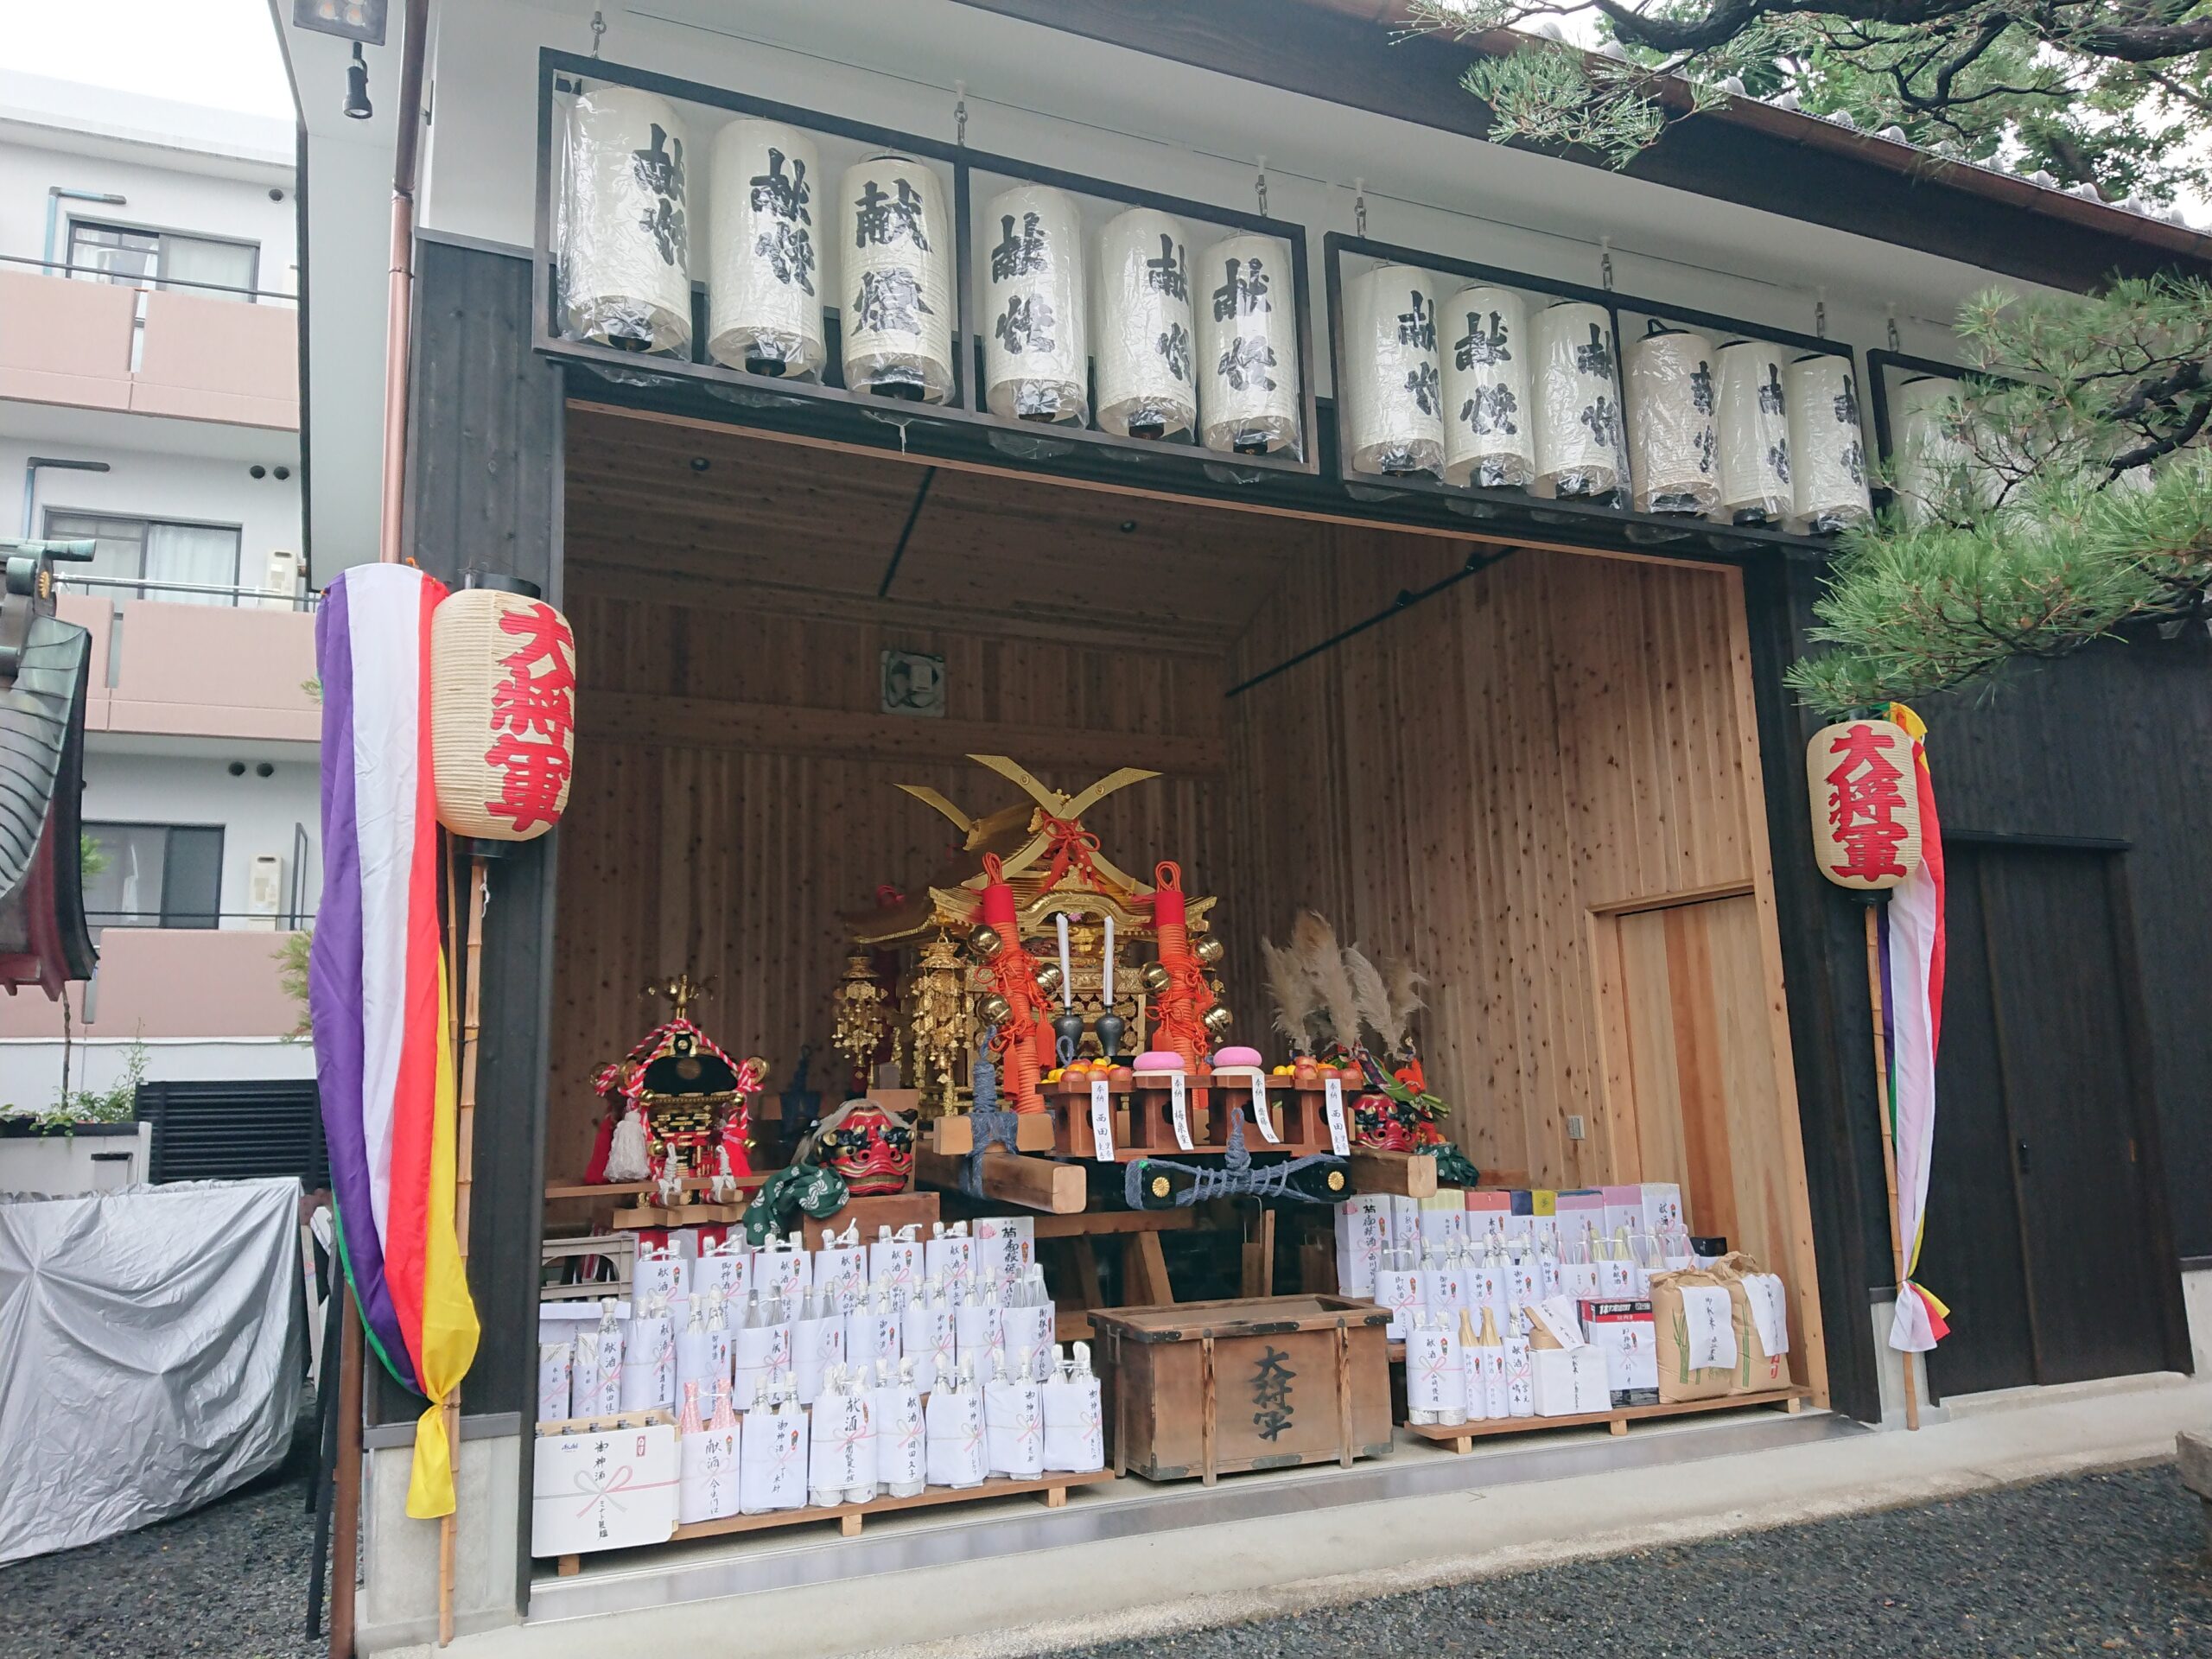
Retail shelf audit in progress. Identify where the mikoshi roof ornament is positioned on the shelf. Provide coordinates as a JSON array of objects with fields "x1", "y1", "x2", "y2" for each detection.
[
  {"x1": 561, "y1": 83, "x2": 692, "y2": 356},
  {"x1": 707, "y1": 118, "x2": 827, "y2": 379},
  {"x1": 589, "y1": 973, "x2": 767, "y2": 1201},
  {"x1": 1441, "y1": 284, "x2": 1532, "y2": 490}
]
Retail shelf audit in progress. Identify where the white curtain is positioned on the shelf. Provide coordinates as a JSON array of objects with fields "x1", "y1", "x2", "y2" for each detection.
[
  {"x1": 143, "y1": 523, "x2": 240, "y2": 604},
  {"x1": 158, "y1": 234, "x2": 257, "y2": 302}
]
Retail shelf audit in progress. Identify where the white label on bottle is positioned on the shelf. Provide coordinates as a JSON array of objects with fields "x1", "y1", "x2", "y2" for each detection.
[
  {"x1": 1089, "y1": 1077, "x2": 1116, "y2": 1161},
  {"x1": 1168, "y1": 1071, "x2": 1193, "y2": 1151},
  {"x1": 1323, "y1": 1076, "x2": 1350, "y2": 1156},
  {"x1": 1250, "y1": 1072, "x2": 1280, "y2": 1144}
]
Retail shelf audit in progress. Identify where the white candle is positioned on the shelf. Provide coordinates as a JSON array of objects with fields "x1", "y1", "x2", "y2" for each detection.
[
  {"x1": 1103, "y1": 917, "x2": 1115, "y2": 1004},
  {"x1": 1055, "y1": 913, "x2": 1073, "y2": 1009}
]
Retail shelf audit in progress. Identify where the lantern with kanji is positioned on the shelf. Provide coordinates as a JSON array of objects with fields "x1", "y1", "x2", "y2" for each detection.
[
  {"x1": 1807, "y1": 718, "x2": 1923, "y2": 890},
  {"x1": 431, "y1": 575, "x2": 577, "y2": 842}
]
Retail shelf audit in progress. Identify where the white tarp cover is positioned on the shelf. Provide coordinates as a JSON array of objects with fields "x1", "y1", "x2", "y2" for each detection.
[{"x1": 0, "y1": 1178, "x2": 303, "y2": 1564}]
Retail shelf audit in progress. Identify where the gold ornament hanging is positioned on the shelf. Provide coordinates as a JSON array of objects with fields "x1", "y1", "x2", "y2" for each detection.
[
  {"x1": 906, "y1": 932, "x2": 973, "y2": 1114},
  {"x1": 831, "y1": 953, "x2": 891, "y2": 1089}
]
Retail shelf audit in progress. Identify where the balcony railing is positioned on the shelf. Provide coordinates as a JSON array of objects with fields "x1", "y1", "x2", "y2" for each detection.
[
  {"x1": 0, "y1": 928, "x2": 305, "y2": 1043},
  {"x1": 58, "y1": 593, "x2": 320, "y2": 743},
  {"x1": 0, "y1": 261, "x2": 298, "y2": 430}
]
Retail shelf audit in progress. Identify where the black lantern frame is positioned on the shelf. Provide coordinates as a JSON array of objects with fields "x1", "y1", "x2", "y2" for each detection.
[
  {"x1": 531, "y1": 48, "x2": 1320, "y2": 480},
  {"x1": 1864, "y1": 346, "x2": 1981, "y2": 518},
  {"x1": 1321, "y1": 232, "x2": 1866, "y2": 556}
]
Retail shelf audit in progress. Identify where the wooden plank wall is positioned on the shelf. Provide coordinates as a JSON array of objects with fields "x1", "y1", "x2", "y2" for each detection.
[
  {"x1": 1219, "y1": 534, "x2": 1762, "y2": 1192},
  {"x1": 546, "y1": 588, "x2": 1228, "y2": 1177}
]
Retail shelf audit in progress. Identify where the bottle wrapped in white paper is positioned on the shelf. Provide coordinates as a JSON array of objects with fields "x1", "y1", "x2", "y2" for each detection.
[
  {"x1": 1441, "y1": 285, "x2": 1532, "y2": 488},
  {"x1": 706, "y1": 118, "x2": 826, "y2": 379},
  {"x1": 925, "y1": 1360, "x2": 987, "y2": 1488},
  {"x1": 1892, "y1": 373, "x2": 1968, "y2": 526},
  {"x1": 537, "y1": 1341, "x2": 572, "y2": 1425},
  {"x1": 562, "y1": 86, "x2": 692, "y2": 355},
  {"x1": 1531, "y1": 301, "x2": 1621, "y2": 499},
  {"x1": 1625, "y1": 327, "x2": 1719, "y2": 515},
  {"x1": 983, "y1": 1361, "x2": 1046, "y2": 1478},
  {"x1": 1716, "y1": 340, "x2": 1792, "y2": 524},
  {"x1": 1093, "y1": 208, "x2": 1198, "y2": 439},
  {"x1": 808, "y1": 1367, "x2": 875, "y2": 1507},
  {"x1": 1343, "y1": 264, "x2": 1445, "y2": 478},
  {"x1": 901, "y1": 1287, "x2": 955, "y2": 1395},
  {"x1": 869, "y1": 1226, "x2": 924, "y2": 1296},
  {"x1": 1405, "y1": 1316, "x2": 1466, "y2": 1426},
  {"x1": 738, "y1": 1387, "x2": 807, "y2": 1513},
  {"x1": 1040, "y1": 1344, "x2": 1106, "y2": 1471},
  {"x1": 1783, "y1": 354, "x2": 1872, "y2": 534},
  {"x1": 924, "y1": 1221, "x2": 974, "y2": 1282},
  {"x1": 792, "y1": 1294, "x2": 843, "y2": 1405},
  {"x1": 677, "y1": 1381, "x2": 742, "y2": 1523},
  {"x1": 815, "y1": 1225, "x2": 868, "y2": 1313},
  {"x1": 1195, "y1": 232, "x2": 1301, "y2": 456},
  {"x1": 838, "y1": 155, "x2": 954, "y2": 403},
  {"x1": 982, "y1": 184, "x2": 1088, "y2": 424},
  {"x1": 620, "y1": 1308, "x2": 674, "y2": 1411},
  {"x1": 873, "y1": 1359, "x2": 926, "y2": 1497}
]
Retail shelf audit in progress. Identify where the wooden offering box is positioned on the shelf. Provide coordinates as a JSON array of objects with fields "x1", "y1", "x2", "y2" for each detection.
[{"x1": 1090, "y1": 1295, "x2": 1393, "y2": 1484}]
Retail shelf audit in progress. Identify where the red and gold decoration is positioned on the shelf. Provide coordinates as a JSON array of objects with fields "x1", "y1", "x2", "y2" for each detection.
[
  {"x1": 975, "y1": 854, "x2": 1053, "y2": 1114},
  {"x1": 429, "y1": 575, "x2": 576, "y2": 842},
  {"x1": 587, "y1": 974, "x2": 765, "y2": 1189},
  {"x1": 904, "y1": 932, "x2": 972, "y2": 1112},
  {"x1": 1140, "y1": 861, "x2": 1218, "y2": 1067},
  {"x1": 830, "y1": 953, "x2": 893, "y2": 1095},
  {"x1": 810, "y1": 1096, "x2": 917, "y2": 1196}
]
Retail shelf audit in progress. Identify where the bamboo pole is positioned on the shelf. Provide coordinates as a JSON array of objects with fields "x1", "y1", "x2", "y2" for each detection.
[
  {"x1": 436, "y1": 855, "x2": 488, "y2": 1644},
  {"x1": 330, "y1": 1282, "x2": 363, "y2": 1659},
  {"x1": 1864, "y1": 902, "x2": 1919, "y2": 1432}
]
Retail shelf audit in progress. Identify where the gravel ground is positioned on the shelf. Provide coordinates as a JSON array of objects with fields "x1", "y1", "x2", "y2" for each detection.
[
  {"x1": 3, "y1": 1443, "x2": 2204, "y2": 1658},
  {"x1": 1069, "y1": 1465, "x2": 2212, "y2": 1659},
  {"x1": 0, "y1": 1403, "x2": 326, "y2": 1659}
]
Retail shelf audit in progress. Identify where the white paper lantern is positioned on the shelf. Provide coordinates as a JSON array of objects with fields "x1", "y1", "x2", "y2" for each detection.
[
  {"x1": 1716, "y1": 340, "x2": 1793, "y2": 524},
  {"x1": 562, "y1": 86, "x2": 693, "y2": 355},
  {"x1": 706, "y1": 119, "x2": 826, "y2": 379},
  {"x1": 1785, "y1": 353, "x2": 1872, "y2": 534},
  {"x1": 982, "y1": 184, "x2": 1088, "y2": 424},
  {"x1": 1893, "y1": 373, "x2": 1967, "y2": 525},
  {"x1": 1195, "y1": 233, "x2": 1301, "y2": 456},
  {"x1": 838, "y1": 155, "x2": 954, "y2": 403},
  {"x1": 431, "y1": 577, "x2": 577, "y2": 842},
  {"x1": 1342, "y1": 264, "x2": 1445, "y2": 477},
  {"x1": 1441, "y1": 286, "x2": 1532, "y2": 489},
  {"x1": 1093, "y1": 208, "x2": 1198, "y2": 439},
  {"x1": 1531, "y1": 301, "x2": 1621, "y2": 499},
  {"x1": 1624, "y1": 327, "x2": 1719, "y2": 515}
]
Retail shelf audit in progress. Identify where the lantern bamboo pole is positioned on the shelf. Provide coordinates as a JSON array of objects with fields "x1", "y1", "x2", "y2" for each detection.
[
  {"x1": 436, "y1": 853, "x2": 487, "y2": 1644},
  {"x1": 1864, "y1": 902, "x2": 1920, "y2": 1432},
  {"x1": 329, "y1": 1280, "x2": 363, "y2": 1659}
]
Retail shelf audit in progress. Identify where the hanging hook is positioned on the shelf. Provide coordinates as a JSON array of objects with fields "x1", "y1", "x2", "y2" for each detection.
[
  {"x1": 1599, "y1": 236, "x2": 1615, "y2": 291},
  {"x1": 588, "y1": 9, "x2": 606, "y2": 57},
  {"x1": 954, "y1": 80, "x2": 968, "y2": 147},
  {"x1": 1353, "y1": 177, "x2": 1368, "y2": 238},
  {"x1": 1255, "y1": 155, "x2": 1268, "y2": 217},
  {"x1": 1815, "y1": 284, "x2": 1828, "y2": 340},
  {"x1": 1886, "y1": 304, "x2": 1901, "y2": 353}
]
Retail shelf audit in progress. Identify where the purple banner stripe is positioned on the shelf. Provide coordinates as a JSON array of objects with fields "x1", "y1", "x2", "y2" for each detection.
[{"x1": 309, "y1": 572, "x2": 419, "y2": 1394}]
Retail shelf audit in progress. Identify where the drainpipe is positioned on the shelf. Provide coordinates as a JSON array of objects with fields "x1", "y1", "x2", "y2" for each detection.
[
  {"x1": 378, "y1": 0, "x2": 433, "y2": 565},
  {"x1": 21, "y1": 457, "x2": 111, "y2": 539},
  {"x1": 43, "y1": 188, "x2": 126, "y2": 273}
]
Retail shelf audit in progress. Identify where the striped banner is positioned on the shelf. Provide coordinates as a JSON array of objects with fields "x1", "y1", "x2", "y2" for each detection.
[
  {"x1": 1883, "y1": 701, "x2": 1951, "y2": 1353},
  {"x1": 310, "y1": 564, "x2": 480, "y2": 1518}
]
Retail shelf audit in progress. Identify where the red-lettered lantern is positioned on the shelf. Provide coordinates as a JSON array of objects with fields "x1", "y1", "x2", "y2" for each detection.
[
  {"x1": 432, "y1": 575, "x2": 577, "y2": 841},
  {"x1": 1807, "y1": 718, "x2": 1923, "y2": 890}
]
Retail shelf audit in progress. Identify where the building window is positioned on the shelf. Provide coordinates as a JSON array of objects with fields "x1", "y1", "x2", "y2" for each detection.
[
  {"x1": 67, "y1": 220, "x2": 260, "y2": 302},
  {"x1": 82, "y1": 823, "x2": 225, "y2": 931},
  {"x1": 44, "y1": 512, "x2": 243, "y2": 606}
]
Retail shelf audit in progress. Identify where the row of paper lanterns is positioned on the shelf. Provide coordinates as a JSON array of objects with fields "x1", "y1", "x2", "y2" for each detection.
[
  {"x1": 1342, "y1": 263, "x2": 1875, "y2": 532},
  {"x1": 562, "y1": 88, "x2": 1302, "y2": 457}
]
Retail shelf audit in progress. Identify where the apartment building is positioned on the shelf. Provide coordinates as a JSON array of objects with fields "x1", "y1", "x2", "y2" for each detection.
[{"x1": 0, "y1": 70, "x2": 317, "y2": 1120}]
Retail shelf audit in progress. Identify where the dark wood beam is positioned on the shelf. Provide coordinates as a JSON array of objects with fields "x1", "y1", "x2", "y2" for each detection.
[{"x1": 945, "y1": 0, "x2": 2212, "y2": 290}]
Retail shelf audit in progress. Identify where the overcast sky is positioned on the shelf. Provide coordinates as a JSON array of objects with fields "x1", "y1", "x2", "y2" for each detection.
[{"x1": 15, "y1": 0, "x2": 295, "y2": 119}]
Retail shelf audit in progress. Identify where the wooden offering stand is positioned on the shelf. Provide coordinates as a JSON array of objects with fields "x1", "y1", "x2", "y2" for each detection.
[
  {"x1": 1399, "y1": 1383, "x2": 1810, "y2": 1454},
  {"x1": 1045, "y1": 1068, "x2": 1336, "y2": 1161}
]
